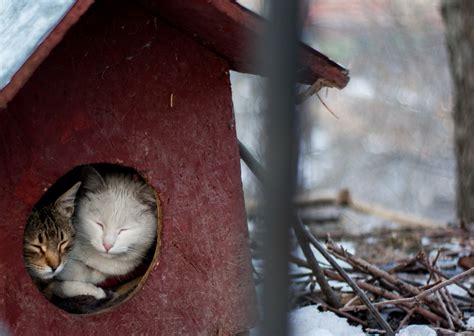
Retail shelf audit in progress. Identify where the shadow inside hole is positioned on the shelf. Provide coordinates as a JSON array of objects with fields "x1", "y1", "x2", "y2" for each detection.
[{"x1": 24, "y1": 163, "x2": 160, "y2": 314}]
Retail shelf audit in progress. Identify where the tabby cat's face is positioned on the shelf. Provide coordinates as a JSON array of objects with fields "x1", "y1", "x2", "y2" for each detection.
[{"x1": 23, "y1": 182, "x2": 80, "y2": 280}]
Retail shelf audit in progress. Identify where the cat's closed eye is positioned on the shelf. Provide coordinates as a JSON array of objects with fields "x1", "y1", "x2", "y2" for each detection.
[
  {"x1": 96, "y1": 222, "x2": 104, "y2": 229},
  {"x1": 58, "y1": 240, "x2": 71, "y2": 252},
  {"x1": 29, "y1": 244, "x2": 44, "y2": 254},
  {"x1": 118, "y1": 228, "x2": 128, "y2": 234}
]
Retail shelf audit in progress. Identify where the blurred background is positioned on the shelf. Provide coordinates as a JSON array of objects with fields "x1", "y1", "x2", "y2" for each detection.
[{"x1": 233, "y1": 0, "x2": 454, "y2": 229}]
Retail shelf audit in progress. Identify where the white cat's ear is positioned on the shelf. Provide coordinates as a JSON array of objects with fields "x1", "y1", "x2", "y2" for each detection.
[
  {"x1": 55, "y1": 182, "x2": 82, "y2": 218},
  {"x1": 82, "y1": 166, "x2": 106, "y2": 192}
]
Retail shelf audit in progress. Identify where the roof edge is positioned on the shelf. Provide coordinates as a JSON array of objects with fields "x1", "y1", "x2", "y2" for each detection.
[
  {"x1": 140, "y1": 0, "x2": 350, "y2": 88},
  {"x1": 0, "y1": 0, "x2": 349, "y2": 108},
  {"x1": 0, "y1": 0, "x2": 94, "y2": 108},
  {"x1": 217, "y1": 1, "x2": 350, "y2": 88}
]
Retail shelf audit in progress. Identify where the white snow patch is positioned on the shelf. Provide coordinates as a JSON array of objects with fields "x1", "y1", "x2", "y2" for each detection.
[
  {"x1": 396, "y1": 325, "x2": 436, "y2": 336},
  {"x1": 289, "y1": 305, "x2": 365, "y2": 336},
  {"x1": 467, "y1": 316, "x2": 474, "y2": 329},
  {"x1": 0, "y1": 0, "x2": 75, "y2": 89},
  {"x1": 447, "y1": 284, "x2": 467, "y2": 297},
  {"x1": 420, "y1": 237, "x2": 431, "y2": 246}
]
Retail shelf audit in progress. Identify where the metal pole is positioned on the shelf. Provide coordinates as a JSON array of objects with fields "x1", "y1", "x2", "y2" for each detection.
[{"x1": 260, "y1": 0, "x2": 302, "y2": 335}]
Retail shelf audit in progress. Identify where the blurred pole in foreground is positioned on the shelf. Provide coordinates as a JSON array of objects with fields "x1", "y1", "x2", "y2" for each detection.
[{"x1": 260, "y1": 0, "x2": 302, "y2": 335}]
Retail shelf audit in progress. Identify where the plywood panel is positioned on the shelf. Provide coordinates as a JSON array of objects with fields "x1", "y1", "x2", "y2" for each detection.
[{"x1": 0, "y1": 1, "x2": 256, "y2": 334}]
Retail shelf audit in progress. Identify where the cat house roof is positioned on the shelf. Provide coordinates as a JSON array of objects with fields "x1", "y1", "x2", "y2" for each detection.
[{"x1": 0, "y1": 0, "x2": 350, "y2": 107}]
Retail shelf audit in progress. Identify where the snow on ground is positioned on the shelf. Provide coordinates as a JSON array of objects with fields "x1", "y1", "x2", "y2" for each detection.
[
  {"x1": 467, "y1": 316, "x2": 474, "y2": 329},
  {"x1": 288, "y1": 306, "x2": 439, "y2": 336},
  {"x1": 447, "y1": 283, "x2": 468, "y2": 297},
  {"x1": 396, "y1": 325, "x2": 436, "y2": 336},
  {"x1": 289, "y1": 305, "x2": 365, "y2": 336}
]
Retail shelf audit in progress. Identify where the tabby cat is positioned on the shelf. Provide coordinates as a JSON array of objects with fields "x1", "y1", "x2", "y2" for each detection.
[{"x1": 23, "y1": 182, "x2": 81, "y2": 280}]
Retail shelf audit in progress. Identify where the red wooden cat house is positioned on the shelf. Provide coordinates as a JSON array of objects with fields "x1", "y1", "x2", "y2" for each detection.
[{"x1": 0, "y1": 0, "x2": 349, "y2": 334}]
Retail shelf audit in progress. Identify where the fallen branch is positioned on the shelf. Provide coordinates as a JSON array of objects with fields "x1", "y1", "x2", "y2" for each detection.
[
  {"x1": 327, "y1": 240, "x2": 468, "y2": 329},
  {"x1": 327, "y1": 240, "x2": 428, "y2": 297},
  {"x1": 340, "y1": 268, "x2": 473, "y2": 329},
  {"x1": 296, "y1": 189, "x2": 445, "y2": 229},
  {"x1": 239, "y1": 140, "x2": 394, "y2": 335},
  {"x1": 405, "y1": 268, "x2": 473, "y2": 304},
  {"x1": 395, "y1": 308, "x2": 416, "y2": 334},
  {"x1": 238, "y1": 140, "x2": 265, "y2": 183},
  {"x1": 323, "y1": 269, "x2": 447, "y2": 327},
  {"x1": 295, "y1": 218, "x2": 395, "y2": 335},
  {"x1": 436, "y1": 291, "x2": 455, "y2": 330},
  {"x1": 238, "y1": 139, "x2": 470, "y2": 333},
  {"x1": 293, "y1": 218, "x2": 341, "y2": 308},
  {"x1": 416, "y1": 252, "x2": 474, "y2": 297},
  {"x1": 423, "y1": 250, "x2": 463, "y2": 319}
]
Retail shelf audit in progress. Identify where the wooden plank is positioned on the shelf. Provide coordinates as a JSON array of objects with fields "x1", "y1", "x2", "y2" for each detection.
[{"x1": 140, "y1": 0, "x2": 350, "y2": 87}]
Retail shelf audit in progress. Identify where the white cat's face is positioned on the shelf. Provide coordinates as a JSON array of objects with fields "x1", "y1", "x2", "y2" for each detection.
[{"x1": 75, "y1": 168, "x2": 157, "y2": 257}]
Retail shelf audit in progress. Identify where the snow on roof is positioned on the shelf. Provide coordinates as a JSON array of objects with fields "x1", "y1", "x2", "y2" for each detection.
[{"x1": 0, "y1": 0, "x2": 75, "y2": 89}]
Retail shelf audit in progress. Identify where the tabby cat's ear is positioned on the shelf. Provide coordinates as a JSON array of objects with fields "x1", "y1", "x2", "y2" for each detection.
[
  {"x1": 82, "y1": 166, "x2": 106, "y2": 192},
  {"x1": 55, "y1": 182, "x2": 82, "y2": 218},
  {"x1": 138, "y1": 184, "x2": 157, "y2": 208}
]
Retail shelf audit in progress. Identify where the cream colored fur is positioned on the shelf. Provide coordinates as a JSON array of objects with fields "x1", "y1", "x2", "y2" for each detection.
[{"x1": 53, "y1": 167, "x2": 157, "y2": 299}]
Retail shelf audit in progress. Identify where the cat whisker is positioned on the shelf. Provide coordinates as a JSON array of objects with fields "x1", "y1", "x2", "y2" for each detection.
[
  {"x1": 128, "y1": 246, "x2": 148, "y2": 255},
  {"x1": 128, "y1": 251, "x2": 147, "y2": 258},
  {"x1": 123, "y1": 250, "x2": 146, "y2": 259}
]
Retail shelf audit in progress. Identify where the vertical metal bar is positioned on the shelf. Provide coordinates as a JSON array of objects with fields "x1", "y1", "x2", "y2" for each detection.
[{"x1": 260, "y1": 0, "x2": 302, "y2": 335}]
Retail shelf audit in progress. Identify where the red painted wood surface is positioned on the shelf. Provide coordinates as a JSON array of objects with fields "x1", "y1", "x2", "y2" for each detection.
[
  {"x1": 142, "y1": 0, "x2": 350, "y2": 87},
  {"x1": 0, "y1": 1, "x2": 256, "y2": 334},
  {"x1": 0, "y1": 0, "x2": 350, "y2": 107}
]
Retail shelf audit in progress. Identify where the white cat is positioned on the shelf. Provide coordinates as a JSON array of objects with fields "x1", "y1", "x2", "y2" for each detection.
[{"x1": 53, "y1": 166, "x2": 157, "y2": 299}]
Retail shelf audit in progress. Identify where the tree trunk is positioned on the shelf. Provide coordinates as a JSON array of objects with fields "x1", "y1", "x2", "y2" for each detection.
[{"x1": 442, "y1": 0, "x2": 474, "y2": 230}]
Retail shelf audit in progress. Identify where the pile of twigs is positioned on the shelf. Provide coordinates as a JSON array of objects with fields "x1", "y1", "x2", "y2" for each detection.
[
  {"x1": 239, "y1": 141, "x2": 473, "y2": 335},
  {"x1": 288, "y1": 225, "x2": 473, "y2": 335}
]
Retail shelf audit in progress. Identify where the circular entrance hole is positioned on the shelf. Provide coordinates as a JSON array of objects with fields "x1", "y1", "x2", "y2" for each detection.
[{"x1": 23, "y1": 163, "x2": 162, "y2": 314}]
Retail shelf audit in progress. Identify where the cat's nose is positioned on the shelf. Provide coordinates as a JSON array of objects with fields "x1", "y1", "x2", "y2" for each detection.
[
  {"x1": 47, "y1": 256, "x2": 60, "y2": 272},
  {"x1": 49, "y1": 262, "x2": 59, "y2": 272},
  {"x1": 103, "y1": 242, "x2": 113, "y2": 252}
]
